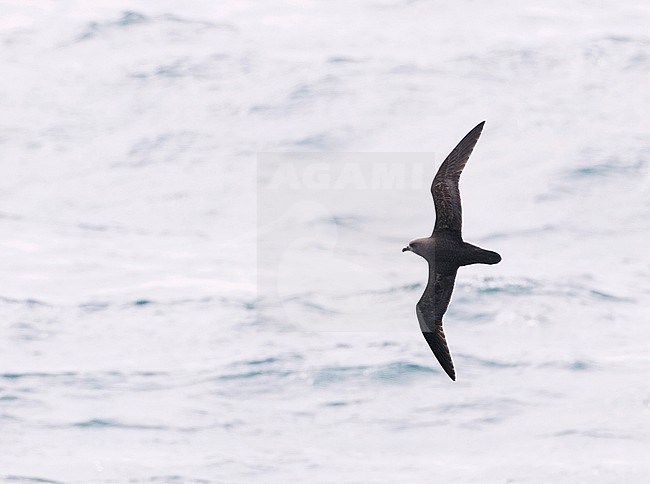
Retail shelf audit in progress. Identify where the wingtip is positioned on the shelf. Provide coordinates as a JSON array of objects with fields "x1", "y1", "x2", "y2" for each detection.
[
  {"x1": 422, "y1": 328, "x2": 457, "y2": 382},
  {"x1": 444, "y1": 366, "x2": 456, "y2": 381},
  {"x1": 438, "y1": 360, "x2": 457, "y2": 382},
  {"x1": 462, "y1": 120, "x2": 485, "y2": 141}
]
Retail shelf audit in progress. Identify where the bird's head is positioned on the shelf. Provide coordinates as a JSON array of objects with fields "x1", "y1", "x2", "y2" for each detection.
[{"x1": 402, "y1": 238, "x2": 429, "y2": 258}]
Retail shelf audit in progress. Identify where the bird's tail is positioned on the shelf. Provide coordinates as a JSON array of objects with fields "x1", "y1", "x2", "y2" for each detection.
[{"x1": 460, "y1": 244, "x2": 502, "y2": 266}]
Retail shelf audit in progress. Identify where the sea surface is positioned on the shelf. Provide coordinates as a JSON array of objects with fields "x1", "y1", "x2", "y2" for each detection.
[{"x1": 1, "y1": 1, "x2": 649, "y2": 482}]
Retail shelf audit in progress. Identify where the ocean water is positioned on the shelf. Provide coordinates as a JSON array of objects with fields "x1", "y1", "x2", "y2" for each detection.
[{"x1": 1, "y1": 0, "x2": 649, "y2": 482}]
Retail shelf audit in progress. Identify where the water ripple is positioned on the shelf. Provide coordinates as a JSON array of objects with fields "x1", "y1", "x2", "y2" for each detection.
[
  {"x1": 78, "y1": 11, "x2": 148, "y2": 41},
  {"x1": 3, "y1": 476, "x2": 63, "y2": 484},
  {"x1": 72, "y1": 418, "x2": 167, "y2": 430}
]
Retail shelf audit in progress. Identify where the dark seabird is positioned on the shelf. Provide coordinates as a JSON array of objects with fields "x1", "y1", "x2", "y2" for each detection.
[{"x1": 402, "y1": 121, "x2": 501, "y2": 381}]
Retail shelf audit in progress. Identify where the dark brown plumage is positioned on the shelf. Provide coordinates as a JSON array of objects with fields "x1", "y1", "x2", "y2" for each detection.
[{"x1": 402, "y1": 121, "x2": 501, "y2": 381}]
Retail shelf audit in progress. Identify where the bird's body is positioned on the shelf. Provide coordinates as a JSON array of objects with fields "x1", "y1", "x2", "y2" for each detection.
[
  {"x1": 402, "y1": 121, "x2": 501, "y2": 381},
  {"x1": 409, "y1": 233, "x2": 500, "y2": 269}
]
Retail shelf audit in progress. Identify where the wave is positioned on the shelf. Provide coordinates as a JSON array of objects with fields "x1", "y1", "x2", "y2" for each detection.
[
  {"x1": 458, "y1": 277, "x2": 633, "y2": 303},
  {"x1": 72, "y1": 418, "x2": 167, "y2": 430},
  {"x1": 312, "y1": 361, "x2": 437, "y2": 386},
  {"x1": 538, "y1": 359, "x2": 597, "y2": 372},
  {"x1": 77, "y1": 11, "x2": 149, "y2": 41},
  {"x1": 2, "y1": 476, "x2": 63, "y2": 484}
]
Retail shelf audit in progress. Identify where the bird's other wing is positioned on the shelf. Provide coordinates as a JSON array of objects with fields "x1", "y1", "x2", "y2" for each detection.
[
  {"x1": 416, "y1": 268, "x2": 458, "y2": 381},
  {"x1": 431, "y1": 121, "x2": 485, "y2": 236}
]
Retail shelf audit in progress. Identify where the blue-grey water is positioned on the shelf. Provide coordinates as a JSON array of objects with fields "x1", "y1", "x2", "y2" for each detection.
[{"x1": 1, "y1": 1, "x2": 649, "y2": 482}]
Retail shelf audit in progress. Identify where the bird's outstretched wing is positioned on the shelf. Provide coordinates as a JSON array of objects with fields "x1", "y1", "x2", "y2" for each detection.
[
  {"x1": 431, "y1": 121, "x2": 485, "y2": 236},
  {"x1": 416, "y1": 268, "x2": 458, "y2": 381}
]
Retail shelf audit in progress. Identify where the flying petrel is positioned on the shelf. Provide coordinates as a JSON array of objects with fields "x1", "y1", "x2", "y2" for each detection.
[{"x1": 402, "y1": 121, "x2": 501, "y2": 381}]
